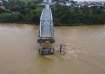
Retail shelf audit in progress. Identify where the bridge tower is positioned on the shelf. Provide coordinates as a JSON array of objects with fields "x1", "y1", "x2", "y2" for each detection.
[{"x1": 37, "y1": 0, "x2": 55, "y2": 55}]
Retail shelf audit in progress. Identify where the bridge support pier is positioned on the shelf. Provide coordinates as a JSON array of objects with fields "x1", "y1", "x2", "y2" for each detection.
[
  {"x1": 39, "y1": 48, "x2": 54, "y2": 55},
  {"x1": 38, "y1": 40, "x2": 55, "y2": 55}
]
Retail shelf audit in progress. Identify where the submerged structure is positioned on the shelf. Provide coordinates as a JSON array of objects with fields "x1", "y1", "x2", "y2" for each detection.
[{"x1": 37, "y1": 0, "x2": 55, "y2": 55}]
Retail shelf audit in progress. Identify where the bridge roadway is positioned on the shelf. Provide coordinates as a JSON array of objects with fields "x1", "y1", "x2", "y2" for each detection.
[{"x1": 38, "y1": 2, "x2": 55, "y2": 43}]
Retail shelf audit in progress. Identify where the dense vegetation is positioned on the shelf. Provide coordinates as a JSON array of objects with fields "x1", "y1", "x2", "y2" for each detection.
[
  {"x1": 0, "y1": 0, "x2": 105, "y2": 26},
  {"x1": 53, "y1": 4, "x2": 105, "y2": 25},
  {"x1": 0, "y1": 0, "x2": 42, "y2": 24}
]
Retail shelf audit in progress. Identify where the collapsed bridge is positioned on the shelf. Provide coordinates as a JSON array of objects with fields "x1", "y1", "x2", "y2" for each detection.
[{"x1": 37, "y1": 0, "x2": 55, "y2": 55}]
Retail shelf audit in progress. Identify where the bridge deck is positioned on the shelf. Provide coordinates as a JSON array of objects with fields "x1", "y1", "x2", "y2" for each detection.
[{"x1": 38, "y1": 4, "x2": 55, "y2": 43}]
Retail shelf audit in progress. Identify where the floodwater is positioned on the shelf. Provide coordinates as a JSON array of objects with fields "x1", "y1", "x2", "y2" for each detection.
[{"x1": 0, "y1": 24, "x2": 105, "y2": 74}]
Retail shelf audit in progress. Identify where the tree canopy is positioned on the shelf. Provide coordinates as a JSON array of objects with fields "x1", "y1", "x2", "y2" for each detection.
[{"x1": 0, "y1": 0, "x2": 105, "y2": 25}]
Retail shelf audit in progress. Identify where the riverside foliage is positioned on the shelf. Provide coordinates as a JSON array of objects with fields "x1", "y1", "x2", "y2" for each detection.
[{"x1": 0, "y1": 0, "x2": 105, "y2": 25}]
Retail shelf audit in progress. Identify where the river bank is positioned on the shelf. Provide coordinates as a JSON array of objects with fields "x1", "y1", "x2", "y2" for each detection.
[{"x1": 0, "y1": 22, "x2": 105, "y2": 26}]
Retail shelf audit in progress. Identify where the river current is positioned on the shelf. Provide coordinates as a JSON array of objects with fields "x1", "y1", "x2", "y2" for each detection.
[{"x1": 0, "y1": 24, "x2": 105, "y2": 74}]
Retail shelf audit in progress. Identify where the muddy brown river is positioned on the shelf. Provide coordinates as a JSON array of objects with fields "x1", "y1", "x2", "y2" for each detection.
[{"x1": 0, "y1": 24, "x2": 105, "y2": 74}]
